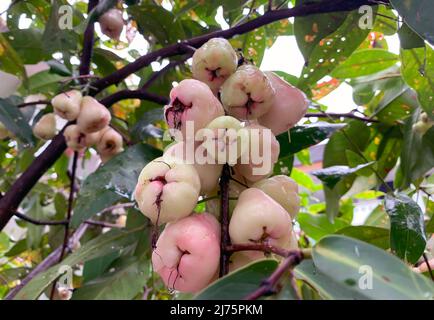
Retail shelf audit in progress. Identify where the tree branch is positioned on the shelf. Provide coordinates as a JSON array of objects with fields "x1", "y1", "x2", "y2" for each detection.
[
  {"x1": 99, "y1": 89, "x2": 169, "y2": 108},
  {"x1": 219, "y1": 164, "x2": 231, "y2": 277},
  {"x1": 244, "y1": 250, "x2": 305, "y2": 300},
  {"x1": 225, "y1": 243, "x2": 292, "y2": 258},
  {"x1": 17, "y1": 100, "x2": 50, "y2": 108},
  {"x1": 305, "y1": 112, "x2": 379, "y2": 123}
]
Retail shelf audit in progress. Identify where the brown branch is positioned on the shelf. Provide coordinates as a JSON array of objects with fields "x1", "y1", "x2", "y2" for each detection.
[
  {"x1": 17, "y1": 100, "x2": 50, "y2": 108},
  {"x1": 14, "y1": 211, "x2": 68, "y2": 226},
  {"x1": 305, "y1": 112, "x2": 379, "y2": 123},
  {"x1": 244, "y1": 250, "x2": 304, "y2": 300},
  {"x1": 99, "y1": 89, "x2": 168, "y2": 108},
  {"x1": 422, "y1": 253, "x2": 434, "y2": 281},
  {"x1": 225, "y1": 243, "x2": 291, "y2": 258},
  {"x1": 219, "y1": 164, "x2": 231, "y2": 277},
  {"x1": 0, "y1": 0, "x2": 384, "y2": 232}
]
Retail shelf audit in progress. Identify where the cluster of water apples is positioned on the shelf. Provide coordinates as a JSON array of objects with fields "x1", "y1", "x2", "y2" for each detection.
[{"x1": 134, "y1": 37, "x2": 310, "y2": 293}]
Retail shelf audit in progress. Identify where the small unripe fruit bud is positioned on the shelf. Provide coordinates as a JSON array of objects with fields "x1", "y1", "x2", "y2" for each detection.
[
  {"x1": 134, "y1": 157, "x2": 201, "y2": 224},
  {"x1": 116, "y1": 215, "x2": 127, "y2": 228},
  {"x1": 52, "y1": 287, "x2": 73, "y2": 300},
  {"x1": 220, "y1": 65, "x2": 275, "y2": 120},
  {"x1": 33, "y1": 113, "x2": 57, "y2": 140},
  {"x1": 192, "y1": 38, "x2": 238, "y2": 94},
  {"x1": 229, "y1": 188, "x2": 293, "y2": 261},
  {"x1": 96, "y1": 127, "x2": 124, "y2": 163},
  {"x1": 233, "y1": 123, "x2": 280, "y2": 183},
  {"x1": 99, "y1": 8, "x2": 124, "y2": 40},
  {"x1": 64, "y1": 124, "x2": 100, "y2": 151},
  {"x1": 164, "y1": 79, "x2": 224, "y2": 140},
  {"x1": 258, "y1": 72, "x2": 309, "y2": 135},
  {"x1": 51, "y1": 90, "x2": 82, "y2": 121},
  {"x1": 253, "y1": 175, "x2": 300, "y2": 219},
  {"x1": 0, "y1": 122, "x2": 9, "y2": 139},
  {"x1": 196, "y1": 116, "x2": 249, "y2": 166},
  {"x1": 164, "y1": 141, "x2": 222, "y2": 195},
  {"x1": 152, "y1": 213, "x2": 220, "y2": 293},
  {"x1": 77, "y1": 96, "x2": 111, "y2": 134}
]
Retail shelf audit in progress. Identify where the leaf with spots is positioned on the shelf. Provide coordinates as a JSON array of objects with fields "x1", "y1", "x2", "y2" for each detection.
[
  {"x1": 298, "y1": 9, "x2": 376, "y2": 93},
  {"x1": 400, "y1": 45, "x2": 434, "y2": 119},
  {"x1": 231, "y1": 20, "x2": 266, "y2": 66}
]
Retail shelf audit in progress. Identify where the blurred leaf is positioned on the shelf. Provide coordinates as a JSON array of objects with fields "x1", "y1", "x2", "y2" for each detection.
[
  {"x1": 231, "y1": 18, "x2": 266, "y2": 65},
  {"x1": 15, "y1": 227, "x2": 143, "y2": 300},
  {"x1": 365, "y1": 205, "x2": 389, "y2": 228},
  {"x1": 398, "y1": 23, "x2": 425, "y2": 50},
  {"x1": 0, "y1": 33, "x2": 26, "y2": 81},
  {"x1": 336, "y1": 226, "x2": 390, "y2": 249},
  {"x1": 390, "y1": 0, "x2": 434, "y2": 45},
  {"x1": 373, "y1": 5, "x2": 398, "y2": 36},
  {"x1": 399, "y1": 109, "x2": 434, "y2": 187},
  {"x1": 71, "y1": 144, "x2": 161, "y2": 227},
  {"x1": 311, "y1": 162, "x2": 374, "y2": 190},
  {"x1": 400, "y1": 46, "x2": 434, "y2": 118},
  {"x1": 26, "y1": 71, "x2": 65, "y2": 95},
  {"x1": 313, "y1": 235, "x2": 434, "y2": 299},
  {"x1": 278, "y1": 122, "x2": 346, "y2": 157},
  {"x1": 290, "y1": 168, "x2": 322, "y2": 192},
  {"x1": 195, "y1": 260, "x2": 279, "y2": 300},
  {"x1": 82, "y1": 252, "x2": 120, "y2": 284},
  {"x1": 0, "y1": 97, "x2": 35, "y2": 147},
  {"x1": 385, "y1": 193, "x2": 426, "y2": 264},
  {"x1": 73, "y1": 258, "x2": 148, "y2": 300},
  {"x1": 298, "y1": 213, "x2": 349, "y2": 241},
  {"x1": 5, "y1": 29, "x2": 45, "y2": 64},
  {"x1": 331, "y1": 49, "x2": 398, "y2": 79}
]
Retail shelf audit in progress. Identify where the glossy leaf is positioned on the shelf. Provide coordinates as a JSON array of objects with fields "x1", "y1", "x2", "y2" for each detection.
[
  {"x1": 385, "y1": 194, "x2": 426, "y2": 264},
  {"x1": 298, "y1": 213, "x2": 349, "y2": 241},
  {"x1": 71, "y1": 144, "x2": 161, "y2": 227},
  {"x1": 311, "y1": 162, "x2": 374, "y2": 190},
  {"x1": 195, "y1": 260, "x2": 279, "y2": 300},
  {"x1": 336, "y1": 226, "x2": 390, "y2": 249},
  {"x1": 313, "y1": 235, "x2": 434, "y2": 299}
]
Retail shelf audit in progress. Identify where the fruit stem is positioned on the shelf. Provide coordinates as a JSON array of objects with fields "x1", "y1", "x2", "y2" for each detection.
[{"x1": 219, "y1": 164, "x2": 231, "y2": 277}]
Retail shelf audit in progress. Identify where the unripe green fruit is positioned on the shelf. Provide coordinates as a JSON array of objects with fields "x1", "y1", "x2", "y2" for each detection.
[
  {"x1": 96, "y1": 127, "x2": 124, "y2": 163},
  {"x1": 220, "y1": 65, "x2": 275, "y2": 120},
  {"x1": 164, "y1": 79, "x2": 224, "y2": 140},
  {"x1": 229, "y1": 188, "x2": 293, "y2": 261},
  {"x1": 33, "y1": 113, "x2": 57, "y2": 140},
  {"x1": 192, "y1": 38, "x2": 238, "y2": 94},
  {"x1": 51, "y1": 90, "x2": 82, "y2": 121},
  {"x1": 99, "y1": 8, "x2": 124, "y2": 40},
  {"x1": 134, "y1": 157, "x2": 201, "y2": 224},
  {"x1": 152, "y1": 213, "x2": 220, "y2": 293},
  {"x1": 77, "y1": 96, "x2": 111, "y2": 134},
  {"x1": 253, "y1": 175, "x2": 300, "y2": 219},
  {"x1": 258, "y1": 72, "x2": 309, "y2": 135}
]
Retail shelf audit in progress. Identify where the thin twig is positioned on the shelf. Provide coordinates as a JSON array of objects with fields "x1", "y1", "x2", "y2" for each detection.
[
  {"x1": 305, "y1": 112, "x2": 379, "y2": 123},
  {"x1": 225, "y1": 243, "x2": 291, "y2": 258},
  {"x1": 14, "y1": 211, "x2": 68, "y2": 226},
  {"x1": 244, "y1": 250, "x2": 304, "y2": 300},
  {"x1": 84, "y1": 220, "x2": 122, "y2": 229},
  {"x1": 17, "y1": 100, "x2": 50, "y2": 108},
  {"x1": 422, "y1": 253, "x2": 434, "y2": 281}
]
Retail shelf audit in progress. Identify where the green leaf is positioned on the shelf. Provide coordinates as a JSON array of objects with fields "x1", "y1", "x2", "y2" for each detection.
[
  {"x1": 71, "y1": 144, "x2": 161, "y2": 227},
  {"x1": 311, "y1": 162, "x2": 374, "y2": 190},
  {"x1": 195, "y1": 260, "x2": 279, "y2": 300},
  {"x1": 73, "y1": 258, "x2": 148, "y2": 300},
  {"x1": 278, "y1": 122, "x2": 345, "y2": 157},
  {"x1": 26, "y1": 70, "x2": 66, "y2": 95},
  {"x1": 82, "y1": 252, "x2": 120, "y2": 283},
  {"x1": 365, "y1": 205, "x2": 389, "y2": 228},
  {"x1": 384, "y1": 193, "x2": 426, "y2": 264},
  {"x1": 297, "y1": 213, "x2": 349, "y2": 241},
  {"x1": 331, "y1": 49, "x2": 398, "y2": 79},
  {"x1": 128, "y1": 4, "x2": 185, "y2": 46},
  {"x1": 0, "y1": 97, "x2": 35, "y2": 147},
  {"x1": 298, "y1": 10, "x2": 375, "y2": 92},
  {"x1": 400, "y1": 46, "x2": 434, "y2": 118},
  {"x1": 336, "y1": 226, "x2": 390, "y2": 249},
  {"x1": 398, "y1": 23, "x2": 425, "y2": 50},
  {"x1": 390, "y1": 0, "x2": 434, "y2": 45},
  {"x1": 5, "y1": 29, "x2": 46, "y2": 64},
  {"x1": 14, "y1": 227, "x2": 143, "y2": 300},
  {"x1": 294, "y1": 0, "x2": 348, "y2": 63},
  {"x1": 294, "y1": 260, "x2": 366, "y2": 300},
  {"x1": 399, "y1": 109, "x2": 434, "y2": 187},
  {"x1": 0, "y1": 33, "x2": 27, "y2": 81},
  {"x1": 313, "y1": 235, "x2": 434, "y2": 299}
]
